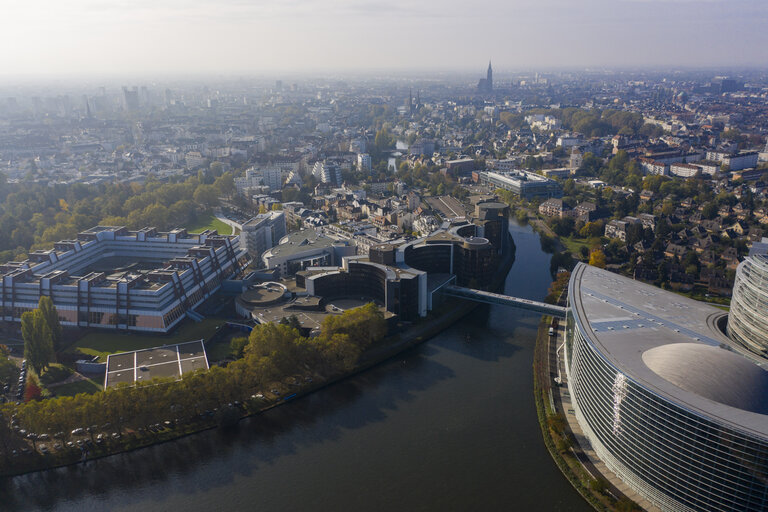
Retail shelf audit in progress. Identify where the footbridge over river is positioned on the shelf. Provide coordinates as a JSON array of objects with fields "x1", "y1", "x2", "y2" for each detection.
[{"x1": 442, "y1": 285, "x2": 567, "y2": 318}]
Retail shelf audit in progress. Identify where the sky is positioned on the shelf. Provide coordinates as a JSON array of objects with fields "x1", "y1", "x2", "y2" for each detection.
[{"x1": 1, "y1": 0, "x2": 767, "y2": 77}]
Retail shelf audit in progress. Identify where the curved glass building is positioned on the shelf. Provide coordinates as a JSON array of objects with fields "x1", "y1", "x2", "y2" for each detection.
[
  {"x1": 566, "y1": 263, "x2": 768, "y2": 512},
  {"x1": 728, "y1": 255, "x2": 768, "y2": 357}
]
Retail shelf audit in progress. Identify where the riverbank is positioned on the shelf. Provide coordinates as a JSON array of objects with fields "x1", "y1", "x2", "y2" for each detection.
[
  {"x1": 2, "y1": 232, "x2": 516, "y2": 478},
  {"x1": 532, "y1": 317, "x2": 643, "y2": 512}
]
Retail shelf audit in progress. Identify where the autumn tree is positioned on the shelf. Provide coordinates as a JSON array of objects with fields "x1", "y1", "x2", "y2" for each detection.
[
  {"x1": 23, "y1": 375, "x2": 42, "y2": 402},
  {"x1": 589, "y1": 249, "x2": 606, "y2": 269}
]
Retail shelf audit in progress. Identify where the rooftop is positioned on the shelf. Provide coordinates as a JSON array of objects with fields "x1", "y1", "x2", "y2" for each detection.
[
  {"x1": 570, "y1": 263, "x2": 768, "y2": 439},
  {"x1": 263, "y1": 229, "x2": 340, "y2": 259}
]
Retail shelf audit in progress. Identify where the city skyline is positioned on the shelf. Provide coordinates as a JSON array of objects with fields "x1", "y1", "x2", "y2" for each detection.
[{"x1": 1, "y1": 0, "x2": 767, "y2": 77}]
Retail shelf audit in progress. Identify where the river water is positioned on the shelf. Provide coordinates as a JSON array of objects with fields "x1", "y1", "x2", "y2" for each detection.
[{"x1": 2, "y1": 220, "x2": 590, "y2": 512}]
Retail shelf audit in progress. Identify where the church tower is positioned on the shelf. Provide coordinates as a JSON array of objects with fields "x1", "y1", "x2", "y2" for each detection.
[{"x1": 487, "y1": 60, "x2": 493, "y2": 92}]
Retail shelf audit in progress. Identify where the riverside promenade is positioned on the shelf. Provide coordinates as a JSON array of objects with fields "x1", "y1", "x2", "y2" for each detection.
[{"x1": 547, "y1": 323, "x2": 660, "y2": 512}]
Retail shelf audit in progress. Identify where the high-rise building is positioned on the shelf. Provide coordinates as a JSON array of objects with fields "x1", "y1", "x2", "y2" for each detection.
[
  {"x1": 262, "y1": 168, "x2": 283, "y2": 192},
  {"x1": 122, "y1": 86, "x2": 139, "y2": 111},
  {"x1": 357, "y1": 153, "x2": 372, "y2": 172},
  {"x1": 241, "y1": 211, "x2": 286, "y2": 260}
]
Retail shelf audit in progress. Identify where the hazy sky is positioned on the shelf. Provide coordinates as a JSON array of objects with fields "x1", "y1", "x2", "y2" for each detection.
[{"x1": 1, "y1": 0, "x2": 766, "y2": 76}]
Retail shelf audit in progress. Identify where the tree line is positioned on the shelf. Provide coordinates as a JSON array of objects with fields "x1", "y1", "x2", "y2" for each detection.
[
  {"x1": 0, "y1": 168, "x2": 235, "y2": 264},
  {"x1": 0, "y1": 303, "x2": 387, "y2": 466}
]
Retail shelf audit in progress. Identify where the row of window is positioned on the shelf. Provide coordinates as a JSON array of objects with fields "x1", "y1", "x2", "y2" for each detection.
[{"x1": 567, "y1": 320, "x2": 768, "y2": 512}]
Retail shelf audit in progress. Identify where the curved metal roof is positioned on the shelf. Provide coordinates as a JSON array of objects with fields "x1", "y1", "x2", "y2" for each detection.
[
  {"x1": 569, "y1": 263, "x2": 768, "y2": 438},
  {"x1": 643, "y1": 343, "x2": 768, "y2": 415}
]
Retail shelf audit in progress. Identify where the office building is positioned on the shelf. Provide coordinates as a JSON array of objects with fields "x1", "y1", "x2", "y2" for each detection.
[
  {"x1": 728, "y1": 254, "x2": 768, "y2": 357},
  {"x1": 260, "y1": 229, "x2": 355, "y2": 277},
  {"x1": 566, "y1": 263, "x2": 768, "y2": 512},
  {"x1": 477, "y1": 170, "x2": 563, "y2": 199},
  {"x1": 240, "y1": 211, "x2": 286, "y2": 260},
  {"x1": 298, "y1": 256, "x2": 427, "y2": 321},
  {"x1": 0, "y1": 226, "x2": 247, "y2": 333}
]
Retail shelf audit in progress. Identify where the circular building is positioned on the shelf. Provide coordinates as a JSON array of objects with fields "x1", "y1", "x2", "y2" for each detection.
[
  {"x1": 566, "y1": 263, "x2": 768, "y2": 512},
  {"x1": 728, "y1": 255, "x2": 768, "y2": 357}
]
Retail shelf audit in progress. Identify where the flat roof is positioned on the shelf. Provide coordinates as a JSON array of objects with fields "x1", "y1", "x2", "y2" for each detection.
[
  {"x1": 570, "y1": 263, "x2": 768, "y2": 439},
  {"x1": 265, "y1": 229, "x2": 338, "y2": 259},
  {"x1": 104, "y1": 340, "x2": 208, "y2": 388}
]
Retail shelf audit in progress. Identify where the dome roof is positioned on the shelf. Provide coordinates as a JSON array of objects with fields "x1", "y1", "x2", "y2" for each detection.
[{"x1": 642, "y1": 343, "x2": 768, "y2": 415}]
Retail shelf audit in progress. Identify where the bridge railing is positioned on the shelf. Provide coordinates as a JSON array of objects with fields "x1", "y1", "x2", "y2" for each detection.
[{"x1": 442, "y1": 285, "x2": 567, "y2": 318}]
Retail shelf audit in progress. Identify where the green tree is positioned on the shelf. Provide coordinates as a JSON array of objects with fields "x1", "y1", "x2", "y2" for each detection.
[
  {"x1": 230, "y1": 336, "x2": 248, "y2": 359},
  {"x1": 193, "y1": 184, "x2": 220, "y2": 207},
  {"x1": 209, "y1": 161, "x2": 224, "y2": 176},
  {"x1": 213, "y1": 172, "x2": 235, "y2": 197},
  {"x1": 21, "y1": 310, "x2": 54, "y2": 375},
  {"x1": 37, "y1": 296, "x2": 62, "y2": 349},
  {"x1": 280, "y1": 315, "x2": 302, "y2": 331},
  {"x1": 0, "y1": 345, "x2": 18, "y2": 383}
]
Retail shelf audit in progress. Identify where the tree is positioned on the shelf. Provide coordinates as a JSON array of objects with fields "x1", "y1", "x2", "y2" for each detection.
[
  {"x1": 38, "y1": 296, "x2": 62, "y2": 349},
  {"x1": 230, "y1": 337, "x2": 248, "y2": 359},
  {"x1": 0, "y1": 345, "x2": 17, "y2": 383},
  {"x1": 24, "y1": 375, "x2": 42, "y2": 402},
  {"x1": 213, "y1": 172, "x2": 235, "y2": 197},
  {"x1": 209, "y1": 161, "x2": 224, "y2": 176},
  {"x1": 193, "y1": 184, "x2": 219, "y2": 207},
  {"x1": 21, "y1": 310, "x2": 54, "y2": 375},
  {"x1": 589, "y1": 249, "x2": 606, "y2": 268},
  {"x1": 280, "y1": 315, "x2": 302, "y2": 331},
  {"x1": 550, "y1": 217, "x2": 575, "y2": 237}
]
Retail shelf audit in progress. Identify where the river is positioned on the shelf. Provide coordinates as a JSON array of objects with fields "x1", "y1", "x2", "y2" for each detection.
[{"x1": 1, "y1": 220, "x2": 590, "y2": 512}]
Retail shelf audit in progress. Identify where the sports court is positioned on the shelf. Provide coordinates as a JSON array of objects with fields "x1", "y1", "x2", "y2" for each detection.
[{"x1": 104, "y1": 340, "x2": 209, "y2": 388}]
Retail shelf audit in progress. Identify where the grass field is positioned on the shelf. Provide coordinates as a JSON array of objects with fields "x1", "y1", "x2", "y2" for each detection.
[
  {"x1": 559, "y1": 236, "x2": 591, "y2": 257},
  {"x1": 185, "y1": 214, "x2": 233, "y2": 235},
  {"x1": 65, "y1": 318, "x2": 226, "y2": 362},
  {"x1": 53, "y1": 378, "x2": 103, "y2": 397}
]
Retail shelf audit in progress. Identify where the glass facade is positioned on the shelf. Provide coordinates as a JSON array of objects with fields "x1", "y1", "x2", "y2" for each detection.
[
  {"x1": 728, "y1": 255, "x2": 768, "y2": 357},
  {"x1": 566, "y1": 308, "x2": 768, "y2": 512}
]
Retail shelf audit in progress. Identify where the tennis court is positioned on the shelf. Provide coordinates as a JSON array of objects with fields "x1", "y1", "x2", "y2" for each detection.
[{"x1": 104, "y1": 340, "x2": 209, "y2": 388}]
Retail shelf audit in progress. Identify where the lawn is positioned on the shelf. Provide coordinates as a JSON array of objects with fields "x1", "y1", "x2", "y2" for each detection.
[
  {"x1": 52, "y1": 378, "x2": 103, "y2": 397},
  {"x1": 560, "y1": 236, "x2": 591, "y2": 257},
  {"x1": 185, "y1": 214, "x2": 233, "y2": 235},
  {"x1": 65, "y1": 318, "x2": 226, "y2": 362}
]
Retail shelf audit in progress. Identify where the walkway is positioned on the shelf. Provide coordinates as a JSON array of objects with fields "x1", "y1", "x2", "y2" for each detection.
[
  {"x1": 442, "y1": 285, "x2": 567, "y2": 318},
  {"x1": 550, "y1": 326, "x2": 661, "y2": 512}
]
